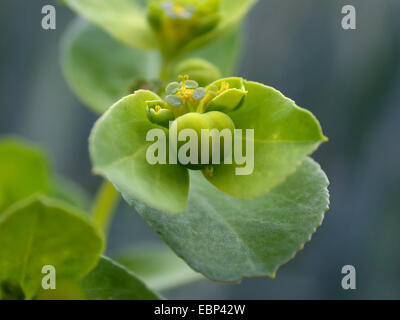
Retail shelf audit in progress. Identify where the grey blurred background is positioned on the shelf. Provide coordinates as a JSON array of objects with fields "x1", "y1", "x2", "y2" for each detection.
[{"x1": 1, "y1": 0, "x2": 399, "y2": 299}]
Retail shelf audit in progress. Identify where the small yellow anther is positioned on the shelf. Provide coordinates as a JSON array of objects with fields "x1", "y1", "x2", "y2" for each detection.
[
  {"x1": 182, "y1": 75, "x2": 190, "y2": 81},
  {"x1": 179, "y1": 75, "x2": 190, "y2": 88},
  {"x1": 172, "y1": 4, "x2": 187, "y2": 15},
  {"x1": 218, "y1": 81, "x2": 230, "y2": 94},
  {"x1": 155, "y1": 105, "x2": 162, "y2": 112},
  {"x1": 175, "y1": 75, "x2": 196, "y2": 102}
]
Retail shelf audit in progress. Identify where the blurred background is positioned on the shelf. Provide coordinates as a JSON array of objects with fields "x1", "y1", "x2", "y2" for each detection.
[{"x1": 1, "y1": 0, "x2": 399, "y2": 299}]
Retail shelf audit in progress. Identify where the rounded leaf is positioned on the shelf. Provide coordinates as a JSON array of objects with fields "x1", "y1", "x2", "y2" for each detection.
[
  {"x1": 64, "y1": 0, "x2": 157, "y2": 49},
  {"x1": 179, "y1": 0, "x2": 257, "y2": 55},
  {"x1": 204, "y1": 78, "x2": 327, "y2": 199},
  {"x1": 80, "y1": 256, "x2": 161, "y2": 300},
  {"x1": 0, "y1": 197, "x2": 104, "y2": 298},
  {"x1": 0, "y1": 138, "x2": 51, "y2": 213},
  {"x1": 61, "y1": 19, "x2": 160, "y2": 114},
  {"x1": 185, "y1": 26, "x2": 243, "y2": 76},
  {"x1": 134, "y1": 158, "x2": 330, "y2": 281},
  {"x1": 115, "y1": 244, "x2": 203, "y2": 292},
  {"x1": 89, "y1": 90, "x2": 190, "y2": 214}
]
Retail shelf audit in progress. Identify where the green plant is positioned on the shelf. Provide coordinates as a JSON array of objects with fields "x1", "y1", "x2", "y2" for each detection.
[{"x1": 0, "y1": 0, "x2": 329, "y2": 299}]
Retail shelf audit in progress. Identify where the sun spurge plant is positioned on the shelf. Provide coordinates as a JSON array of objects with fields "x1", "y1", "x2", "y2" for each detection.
[{"x1": 0, "y1": 0, "x2": 330, "y2": 300}]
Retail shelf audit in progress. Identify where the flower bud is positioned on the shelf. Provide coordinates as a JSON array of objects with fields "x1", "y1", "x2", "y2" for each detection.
[
  {"x1": 146, "y1": 100, "x2": 175, "y2": 128},
  {"x1": 147, "y1": 0, "x2": 222, "y2": 57},
  {"x1": 173, "y1": 58, "x2": 221, "y2": 87},
  {"x1": 205, "y1": 78, "x2": 248, "y2": 113},
  {"x1": 204, "y1": 78, "x2": 247, "y2": 113}
]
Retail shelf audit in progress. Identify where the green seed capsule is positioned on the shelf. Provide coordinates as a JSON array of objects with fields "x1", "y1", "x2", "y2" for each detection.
[
  {"x1": 169, "y1": 111, "x2": 235, "y2": 170},
  {"x1": 146, "y1": 100, "x2": 175, "y2": 128}
]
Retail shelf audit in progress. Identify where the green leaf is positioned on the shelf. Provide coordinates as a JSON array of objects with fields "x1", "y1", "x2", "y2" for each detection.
[
  {"x1": 135, "y1": 158, "x2": 329, "y2": 282},
  {"x1": 0, "y1": 196, "x2": 103, "y2": 299},
  {"x1": 64, "y1": 0, "x2": 157, "y2": 50},
  {"x1": 170, "y1": 27, "x2": 243, "y2": 84},
  {"x1": 35, "y1": 280, "x2": 87, "y2": 300},
  {"x1": 61, "y1": 19, "x2": 160, "y2": 114},
  {"x1": 205, "y1": 79, "x2": 327, "y2": 199},
  {"x1": 80, "y1": 256, "x2": 161, "y2": 300},
  {"x1": 0, "y1": 138, "x2": 51, "y2": 213},
  {"x1": 180, "y1": 0, "x2": 256, "y2": 56},
  {"x1": 116, "y1": 244, "x2": 203, "y2": 292},
  {"x1": 187, "y1": 26, "x2": 242, "y2": 77},
  {"x1": 89, "y1": 90, "x2": 189, "y2": 214},
  {"x1": 51, "y1": 176, "x2": 91, "y2": 212},
  {"x1": 0, "y1": 137, "x2": 91, "y2": 213}
]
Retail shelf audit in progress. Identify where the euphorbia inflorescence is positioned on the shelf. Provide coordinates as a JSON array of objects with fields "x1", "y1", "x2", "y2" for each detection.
[
  {"x1": 146, "y1": 75, "x2": 247, "y2": 126},
  {"x1": 145, "y1": 76, "x2": 248, "y2": 171},
  {"x1": 148, "y1": 0, "x2": 222, "y2": 56}
]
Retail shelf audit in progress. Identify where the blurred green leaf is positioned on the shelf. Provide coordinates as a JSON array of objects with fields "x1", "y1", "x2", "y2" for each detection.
[
  {"x1": 116, "y1": 244, "x2": 203, "y2": 292},
  {"x1": 65, "y1": 0, "x2": 157, "y2": 50},
  {"x1": 89, "y1": 90, "x2": 189, "y2": 214},
  {"x1": 0, "y1": 281, "x2": 25, "y2": 300},
  {"x1": 169, "y1": 27, "x2": 242, "y2": 85},
  {"x1": 61, "y1": 19, "x2": 160, "y2": 114},
  {"x1": 186, "y1": 27, "x2": 243, "y2": 77},
  {"x1": 0, "y1": 137, "x2": 91, "y2": 213},
  {"x1": 0, "y1": 196, "x2": 103, "y2": 299},
  {"x1": 205, "y1": 79, "x2": 327, "y2": 199},
  {"x1": 51, "y1": 176, "x2": 91, "y2": 212},
  {"x1": 135, "y1": 158, "x2": 329, "y2": 282},
  {"x1": 35, "y1": 280, "x2": 87, "y2": 300},
  {"x1": 179, "y1": 0, "x2": 255, "y2": 56},
  {"x1": 80, "y1": 256, "x2": 161, "y2": 300},
  {"x1": 0, "y1": 138, "x2": 51, "y2": 213}
]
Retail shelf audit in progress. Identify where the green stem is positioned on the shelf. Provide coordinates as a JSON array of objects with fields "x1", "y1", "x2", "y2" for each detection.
[
  {"x1": 160, "y1": 56, "x2": 173, "y2": 82},
  {"x1": 91, "y1": 180, "x2": 120, "y2": 237}
]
